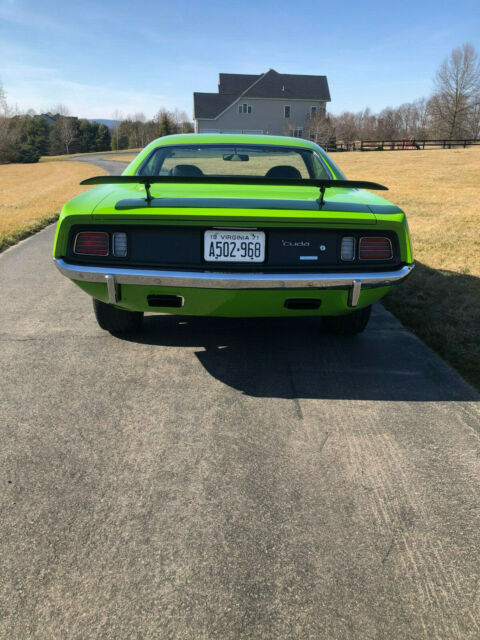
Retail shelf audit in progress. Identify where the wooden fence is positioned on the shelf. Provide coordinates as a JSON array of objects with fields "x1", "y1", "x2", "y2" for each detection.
[{"x1": 324, "y1": 138, "x2": 480, "y2": 152}]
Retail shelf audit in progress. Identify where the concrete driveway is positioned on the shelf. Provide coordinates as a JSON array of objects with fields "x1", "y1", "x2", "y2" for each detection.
[{"x1": 0, "y1": 155, "x2": 479, "y2": 639}]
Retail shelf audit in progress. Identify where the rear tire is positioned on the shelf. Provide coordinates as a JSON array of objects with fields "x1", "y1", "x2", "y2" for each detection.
[
  {"x1": 322, "y1": 305, "x2": 372, "y2": 335},
  {"x1": 93, "y1": 299, "x2": 143, "y2": 334}
]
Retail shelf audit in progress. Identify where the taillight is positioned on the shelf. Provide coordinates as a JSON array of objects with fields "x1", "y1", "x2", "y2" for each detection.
[
  {"x1": 74, "y1": 232, "x2": 109, "y2": 256},
  {"x1": 359, "y1": 237, "x2": 392, "y2": 260}
]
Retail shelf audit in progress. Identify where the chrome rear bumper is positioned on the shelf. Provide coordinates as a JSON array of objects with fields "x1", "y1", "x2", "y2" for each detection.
[{"x1": 54, "y1": 258, "x2": 414, "y2": 307}]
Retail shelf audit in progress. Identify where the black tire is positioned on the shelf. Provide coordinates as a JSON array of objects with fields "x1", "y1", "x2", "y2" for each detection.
[
  {"x1": 92, "y1": 299, "x2": 143, "y2": 334},
  {"x1": 322, "y1": 305, "x2": 372, "y2": 335}
]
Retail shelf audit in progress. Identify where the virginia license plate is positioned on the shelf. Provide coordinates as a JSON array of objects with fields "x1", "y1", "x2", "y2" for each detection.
[{"x1": 204, "y1": 230, "x2": 265, "y2": 262}]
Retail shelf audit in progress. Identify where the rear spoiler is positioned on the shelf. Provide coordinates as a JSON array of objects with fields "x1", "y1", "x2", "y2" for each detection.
[{"x1": 80, "y1": 176, "x2": 388, "y2": 207}]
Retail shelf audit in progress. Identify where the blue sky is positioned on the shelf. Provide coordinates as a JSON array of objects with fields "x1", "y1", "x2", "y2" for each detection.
[{"x1": 1, "y1": 0, "x2": 479, "y2": 119}]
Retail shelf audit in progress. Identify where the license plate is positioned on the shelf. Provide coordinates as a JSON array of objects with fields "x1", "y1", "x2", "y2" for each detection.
[{"x1": 204, "y1": 230, "x2": 265, "y2": 262}]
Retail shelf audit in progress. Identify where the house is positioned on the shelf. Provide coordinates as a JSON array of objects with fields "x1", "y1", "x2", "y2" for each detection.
[
  {"x1": 40, "y1": 112, "x2": 58, "y2": 127},
  {"x1": 193, "y1": 69, "x2": 331, "y2": 137}
]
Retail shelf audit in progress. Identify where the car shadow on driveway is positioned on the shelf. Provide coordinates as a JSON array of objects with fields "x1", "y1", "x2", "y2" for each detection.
[{"x1": 118, "y1": 310, "x2": 478, "y2": 402}]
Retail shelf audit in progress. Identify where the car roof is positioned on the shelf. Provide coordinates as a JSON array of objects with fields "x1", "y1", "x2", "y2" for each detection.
[{"x1": 145, "y1": 133, "x2": 319, "y2": 151}]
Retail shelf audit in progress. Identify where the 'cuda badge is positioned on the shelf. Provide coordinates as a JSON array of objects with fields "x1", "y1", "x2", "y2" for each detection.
[{"x1": 282, "y1": 240, "x2": 310, "y2": 247}]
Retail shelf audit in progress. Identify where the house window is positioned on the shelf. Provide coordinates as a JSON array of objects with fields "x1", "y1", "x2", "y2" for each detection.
[
  {"x1": 284, "y1": 105, "x2": 291, "y2": 118},
  {"x1": 311, "y1": 106, "x2": 317, "y2": 116},
  {"x1": 293, "y1": 127, "x2": 303, "y2": 138},
  {"x1": 238, "y1": 103, "x2": 252, "y2": 114}
]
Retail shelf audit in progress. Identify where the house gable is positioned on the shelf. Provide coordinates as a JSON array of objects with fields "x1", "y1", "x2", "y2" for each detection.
[{"x1": 194, "y1": 69, "x2": 330, "y2": 120}]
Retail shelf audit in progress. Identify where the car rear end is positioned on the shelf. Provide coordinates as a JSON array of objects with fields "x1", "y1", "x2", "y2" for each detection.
[
  {"x1": 53, "y1": 134, "x2": 413, "y2": 327},
  {"x1": 54, "y1": 202, "x2": 412, "y2": 318}
]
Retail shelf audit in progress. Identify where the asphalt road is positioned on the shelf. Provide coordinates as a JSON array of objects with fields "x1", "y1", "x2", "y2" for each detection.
[
  {"x1": 69, "y1": 150, "x2": 135, "y2": 176},
  {"x1": 0, "y1": 155, "x2": 479, "y2": 639}
]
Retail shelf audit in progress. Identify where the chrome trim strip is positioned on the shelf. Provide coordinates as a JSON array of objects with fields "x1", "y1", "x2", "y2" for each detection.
[
  {"x1": 105, "y1": 274, "x2": 118, "y2": 304},
  {"x1": 348, "y1": 280, "x2": 362, "y2": 307},
  {"x1": 55, "y1": 258, "x2": 414, "y2": 292}
]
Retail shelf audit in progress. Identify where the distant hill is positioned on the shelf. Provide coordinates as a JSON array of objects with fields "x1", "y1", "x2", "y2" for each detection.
[{"x1": 89, "y1": 119, "x2": 121, "y2": 129}]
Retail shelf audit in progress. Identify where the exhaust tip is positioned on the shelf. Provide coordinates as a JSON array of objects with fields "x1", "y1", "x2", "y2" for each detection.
[
  {"x1": 147, "y1": 295, "x2": 184, "y2": 308},
  {"x1": 284, "y1": 298, "x2": 321, "y2": 310}
]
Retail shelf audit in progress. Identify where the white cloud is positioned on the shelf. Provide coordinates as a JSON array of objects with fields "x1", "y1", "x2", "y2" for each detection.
[{"x1": 1, "y1": 62, "x2": 191, "y2": 118}]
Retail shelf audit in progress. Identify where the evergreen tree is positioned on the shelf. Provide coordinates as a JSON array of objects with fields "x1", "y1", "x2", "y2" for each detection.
[
  {"x1": 115, "y1": 120, "x2": 132, "y2": 149},
  {"x1": 158, "y1": 114, "x2": 173, "y2": 137},
  {"x1": 23, "y1": 116, "x2": 49, "y2": 156},
  {"x1": 95, "y1": 123, "x2": 111, "y2": 151},
  {"x1": 78, "y1": 119, "x2": 98, "y2": 152},
  {"x1": 48, "y1": 122, "x2": 63, "y2": 155}
]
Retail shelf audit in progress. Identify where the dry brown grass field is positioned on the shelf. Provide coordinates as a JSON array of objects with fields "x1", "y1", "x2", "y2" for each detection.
[
  {"x1": 337, "y1": 146, "x2": 480, "y2": 389},
  {"x1": 0, "y1": 161, "x2": 106, "y2": 251}
]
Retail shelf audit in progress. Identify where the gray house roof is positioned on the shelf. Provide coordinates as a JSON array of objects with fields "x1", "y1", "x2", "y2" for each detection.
[
  {"x1": 40, "y1": 112, "x2": 58, "y2": 127},
  {"x1": 218, "y1": 74, "x2": 259, "y2": 95},
  {"x1": 193, "y1": 93, "x2": 238, "y2": 119},
  {"x1": 194, "y1": 69, "x2": 330, "y2": 119}
]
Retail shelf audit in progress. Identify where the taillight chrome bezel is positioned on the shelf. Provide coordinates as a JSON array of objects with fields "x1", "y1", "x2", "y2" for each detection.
[
  {"x1": 358, "y1": 236, "x2": 393, "y2": 261},
  {"x1": 73, "y1": 231, "x2": 109, "y2": 256}
]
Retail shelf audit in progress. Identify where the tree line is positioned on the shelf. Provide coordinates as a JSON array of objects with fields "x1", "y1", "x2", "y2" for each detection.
[
  {"x1": 305, "y1": 43, "x2": 480, "y2": 147},
  {"x1": 0, "y1": 97, "x2": 192, "y2": 163},
  {"x1": 110, "y1": 109, "x2": 193, "y2": 151},
  {"x1": 0, "y1": 101, "x2": 113, "y2": 163}
]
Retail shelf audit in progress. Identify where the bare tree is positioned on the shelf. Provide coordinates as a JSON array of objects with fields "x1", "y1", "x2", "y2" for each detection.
[
  {"x1": 154, "y1": 108, "x2": 176, "y2": 128},
  {"x1": 334, "y1": 111, "x2": 358, "y2": 145},
  {"x1": 111, "y1": 109, "x2": 123, "y2": 150},
  {"x1": 397, "y1": 102, "x2": 416, "y2": 138},
  {"x1": 0, "y1": 81, "x2": 8, "y2": 116},
  {"x1": 0, "y1": 81, "x2": 17, "y2": 162},
  {"x1": 133, "y1": 112, "x2": 147, "y2": 147},
  {"x1": 412, "y1": 98, "x2": 431, "y2": 138},
  {"x1": 53, "y1": 104, "x2": 77, "y2": 154},
  {"x1": 377, "y1": 106, "x2": 403, "y2": 139},
  {"x1": 429, "y1": 42, "x2": 480, "y2": 138},
  {"x1": 356, "y1": 108, "x2": 377, "y2": 139},
  {"x1": 305, "y1": 112, "x2": 336, "y2": 148},
  {"x1": 170, "y1": 108, "x2": 191, "y2": 133},
  {"x1": 470, "y1": 102, "x2": 480, "y2": 140}
]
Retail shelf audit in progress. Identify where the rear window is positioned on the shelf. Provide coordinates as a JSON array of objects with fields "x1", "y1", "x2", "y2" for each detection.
[{"x1": 138, "y1": 144, "x2": 331, "y2": 179}]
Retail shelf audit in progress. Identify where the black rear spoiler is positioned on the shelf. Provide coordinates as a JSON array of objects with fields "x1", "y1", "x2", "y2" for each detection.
[{"x1": 80, "y1": 176, "x2": 388, "y2": 206}]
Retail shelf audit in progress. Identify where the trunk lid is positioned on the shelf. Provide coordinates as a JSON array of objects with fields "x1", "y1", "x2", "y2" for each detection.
[{"x1": 91, "y1": 183, "x2": 382, "y2": 226}]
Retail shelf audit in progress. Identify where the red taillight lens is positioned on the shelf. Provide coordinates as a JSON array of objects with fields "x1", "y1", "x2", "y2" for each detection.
[
  {"x1": 359, "y1": 237, "x2": 392, "y2": 260},
  {"x1": 74, "y1": 232, "x2": 109, "y2": 256}
]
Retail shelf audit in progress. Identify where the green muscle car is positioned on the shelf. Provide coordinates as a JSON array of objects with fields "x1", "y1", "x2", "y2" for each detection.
[{"x1": 53, "y1": 133, "x2": 414, "y2": 334}]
